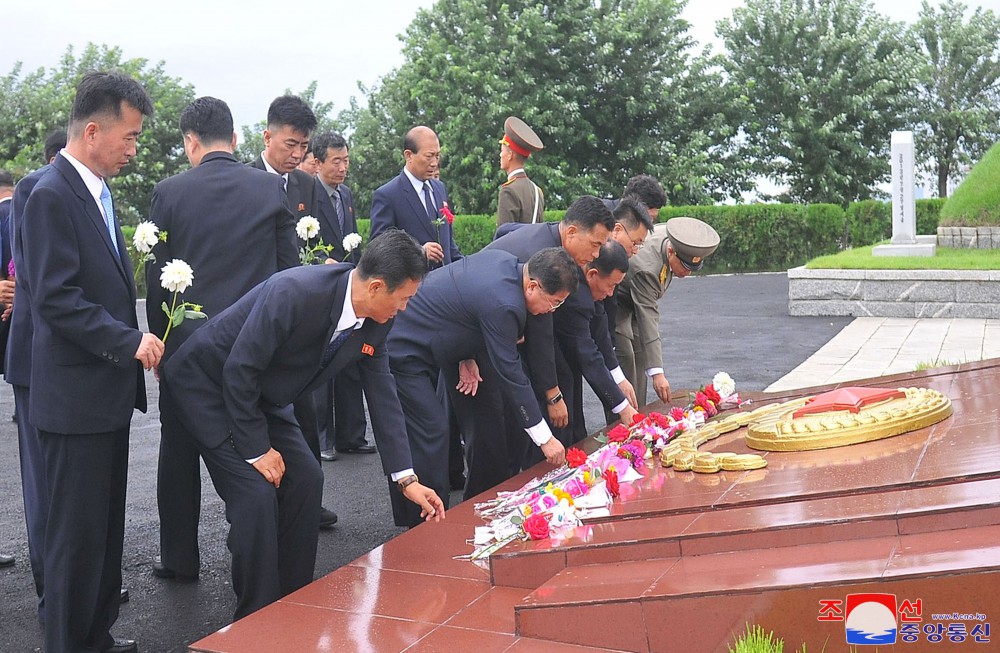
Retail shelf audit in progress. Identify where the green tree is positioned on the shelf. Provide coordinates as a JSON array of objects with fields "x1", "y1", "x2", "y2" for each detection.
[
  {"x1": 717, "y1": 0, "x2": 918, "y2": 205},
  {"x1": 235, "y1": 81, "x2": 346, "y2": 164},
  {"x1": 911, "y1": 0, "x2": 1000, "y2": 198},
  {"x1": 0, "y1": 43, "x2": 196, "y2": 224},
  {"x1": 344, "y1": 0, "x2": 746, "y2": 216}
]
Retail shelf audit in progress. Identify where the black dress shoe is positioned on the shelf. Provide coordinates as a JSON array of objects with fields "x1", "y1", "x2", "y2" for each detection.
[
  {"x1": 339, "y1": 443, "x2": 377, "y2": 454},
  {"x1": 319, "y1": 449, "x2": 338, "y2": 462},
  {"x1": 151, "y1": 558, "x2": 198, "y2": 583},
  {"x1": 0, "y1": 554, "x2": 14, "y2": 567},
  {"x1": 119, "y1": 588, "x2": 129, "y2": 604},
  {"x1": 319, "y1": 507, "x2": 338, "y2": 529},
  {"x1": 102, "y1": 637, "x2": 138, "y2": 653}
]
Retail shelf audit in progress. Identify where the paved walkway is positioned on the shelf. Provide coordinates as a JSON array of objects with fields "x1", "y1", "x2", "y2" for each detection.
[{"x1": 767, "y1": 317, "x2": 1000, "y2": 392}]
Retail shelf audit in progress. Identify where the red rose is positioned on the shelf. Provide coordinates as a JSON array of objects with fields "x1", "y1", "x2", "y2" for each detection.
[
  {"x1": 605, "y1": 467, "x2": 620, "y2": 498},
  {"x1": 566, "y1": 447, "x2": 587, "y2": 468},
  {"x1": 607, "y1": 424, "x2": 630, "y2": 443},
  {"x1": 631, "y1": 412, "x2": 646, "y2": 425},
  {"x1": 704, "y1": 384, "x2": 722, "y2": 405},
  {"x1": 523, "y1": 512, "x2": 550, "y2": 540}
]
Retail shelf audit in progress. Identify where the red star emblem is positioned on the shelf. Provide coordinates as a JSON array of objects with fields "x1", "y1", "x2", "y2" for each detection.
[{"x1": 792, "y1": 387, "x2": 906, "y2": 419}]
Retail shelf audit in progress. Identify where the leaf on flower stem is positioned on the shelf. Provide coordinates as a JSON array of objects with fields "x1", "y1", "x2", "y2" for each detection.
[
  {"x1": 184, "y1": 310, "x2": 207, "y2": 320},
  {"x1": 170, "y1": 306, "x2": 187, "y2": 327},
  {"x1": 161, "y1": 301, "x2": 171, "y2": 318}
]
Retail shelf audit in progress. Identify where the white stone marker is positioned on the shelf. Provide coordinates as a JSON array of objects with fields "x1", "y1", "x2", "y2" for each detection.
[{"x1": 873, "y1": 131, "x2": 935, "y2": 257}]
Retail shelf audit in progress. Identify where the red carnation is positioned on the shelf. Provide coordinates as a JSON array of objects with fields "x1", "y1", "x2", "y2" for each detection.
[
  {"x1": 631, "y1": 412, "x2": 646, "y2": 425},
  {"x1": 607, "y1": 424, "x2": 630, "y2": 443},
  {"x1": 605, "y1": 467, "x2": 620, "y2": 498},
  {"x1": 704, "y1": 384, "x2": 722, "y2": 405},
  {"x1": 650, "y1": 412, "x2": 669, "y2": 428},
  {"x1": 523, "y1": 512, "x2": 551, "y2": 540},
  {"x1": 566, "y1": 447, "x2": 588, "y2": 468},
  {"x1": 441, "y1": 202, "x2": 455, "y2": 225},
  {"x1": 669, "y1": 407, "x2": 686, "y2": 422}
]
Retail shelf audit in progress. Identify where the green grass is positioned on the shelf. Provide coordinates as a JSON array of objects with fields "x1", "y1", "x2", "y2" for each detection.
[
  {"x1": 805, "y1": 245, "x2": 1000, "y2": 269},
  {"x1": 940, "y1": 141, "x2": 1000, "y2": 227}
]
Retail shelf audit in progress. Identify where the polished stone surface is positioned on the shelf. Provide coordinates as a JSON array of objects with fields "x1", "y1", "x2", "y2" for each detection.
[{"x1": 192, "y1": 361, "x2": 1000, "y2": 653}]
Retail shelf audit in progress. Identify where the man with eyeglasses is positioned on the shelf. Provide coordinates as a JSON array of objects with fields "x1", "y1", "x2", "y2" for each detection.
[
  {"x1": 615, "y1": 217, "x2": 721, "y2": 407},
  {"x1": 386, "y1": 247, "x2": 578, "y2": 526}
]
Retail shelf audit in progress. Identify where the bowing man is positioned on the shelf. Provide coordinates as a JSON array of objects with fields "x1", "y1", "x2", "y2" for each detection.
[
  {"x1": 164, "y1": 229, "x2": 444, "y2": 621},
  {"x1": 387, "y1": 247, "x2": 579, "y2": 526}
]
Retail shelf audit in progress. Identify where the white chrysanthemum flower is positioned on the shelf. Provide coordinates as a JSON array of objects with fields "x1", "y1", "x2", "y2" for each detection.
[
  {"x1": 160, "y1": 259, "x2": 195, "y2": 294},
  {"x1": 133, "y1": 221, "x2": 159, "y2": 254},
  {"x1": 713, "y1": 371, "x2": 736, "y2": 398},
  {"x1": 296, "y1": 215, "x2": 321, "y2": 241},
  {"x1": 342, "y1": 232, "x2": 363, "y2": 252}
]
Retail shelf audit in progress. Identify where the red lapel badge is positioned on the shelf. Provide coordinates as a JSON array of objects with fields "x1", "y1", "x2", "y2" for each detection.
[
  {"x1": 298, "y1": 202, "x2": 305, "y2": 212},
  {"x1": 361, "y1": 343, "x2": 375, "y2": 356}
]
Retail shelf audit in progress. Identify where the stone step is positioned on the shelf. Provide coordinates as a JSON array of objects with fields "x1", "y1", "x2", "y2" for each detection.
[
  {"x1": 515, "y1": 524, "x2": 1000, "y2": 652},
  {"x1": 491, "y1": 477, "x2": 1000, "y2": 588}
]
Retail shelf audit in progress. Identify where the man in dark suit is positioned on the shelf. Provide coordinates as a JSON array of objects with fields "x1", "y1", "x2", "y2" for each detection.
[
  {"x1": 164, "y1": 230, "x2": 444, "y2": 620},
  {"x1": 387, "y1": 247, "x2": 577, "y2": 525},
  {"x1": 308, "y1": 132, "x2": 372, "y2": 459},
  {"x1": 370, "y1": 125, "x2": 462, "y2": 269},
  {"x1": 146, "y1": 97, "x2": 298, "y2": 584},
  {"x1": 551, "y1": 240, "x2": 637, "y2": 451},
  {"x1": 249, "y1": 95, "x2": 337, "y2": 528},
  {"x1": 19, "y1": 71, "x2": 163, "y2": 653},
  {"x1": 3, "y1": 130, "x2": 70, "y2": 621}
]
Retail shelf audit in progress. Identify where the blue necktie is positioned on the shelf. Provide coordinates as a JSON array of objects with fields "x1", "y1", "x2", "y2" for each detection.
[
  {"x1": 99, "y1": 181, "x2": 120, "y2": 255},
  {"x1": 422, "y1": 181, "x2": 436, "y2": 221},
  {"x1": 320, "y1": 328, "x2": 354, "y2": 368}
]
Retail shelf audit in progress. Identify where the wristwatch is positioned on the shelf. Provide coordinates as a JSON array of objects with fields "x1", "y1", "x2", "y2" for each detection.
[
  {"x1": 547, "y1": 391, "x2": 564, "y2": 405},
  {"x1": 397, "y1": 474, "x2": 419, "y2": 491}
]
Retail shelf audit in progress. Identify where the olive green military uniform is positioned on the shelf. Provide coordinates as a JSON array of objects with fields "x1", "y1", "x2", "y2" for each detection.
[{"x1": 497, "y1": 173, "x2": 544, "y2": 225}]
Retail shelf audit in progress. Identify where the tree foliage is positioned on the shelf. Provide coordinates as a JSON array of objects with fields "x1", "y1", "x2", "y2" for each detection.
[
  {"x1": 718, "y1": 0, "x2": 918, "y2": 205},
  {"x1": 911, "y1": 0, "x2": 1000, "y2": 197},
  {"x1": 344, "y1": 0, "x2": 748, "y2": 216},
  {"x1": 0, "y1": 43, "x2": 196, "y2": 224}
]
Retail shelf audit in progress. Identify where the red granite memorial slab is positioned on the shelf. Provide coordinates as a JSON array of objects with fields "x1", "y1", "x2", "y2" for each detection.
[{"x1": 191, "y1": 360, "x2": 1000, "y2": 653}]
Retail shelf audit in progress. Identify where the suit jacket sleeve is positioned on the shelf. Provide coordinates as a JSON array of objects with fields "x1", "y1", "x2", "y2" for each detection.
[
  {"x1": 440, "y1": 185, "x2": 463, "y2": 262},
  {"x1": 369, "y1": 186, "x2": 394, "y2": 242},
  {"x1": 22, "y1": 186, "x2": 141, "y2": 366},
  {"x1": 483, "y1": 304, "x2": 544, "y2": 427},
  {"x1": 358, "y1": 339, "x2": 414, "y2": 475},
  {"x1": 555, "y1": 298, "x2": 626, "y2": 410},
  {"x1": 222, "y1": 281, "x2": 301, "y2": 458},
  {"x1": 591, "y1": 301, "x2": 620, "y2": 371},
  {"x1": 523, "y1": 311, "x2": 557, "y2": 391},
  {"x1": 630, "y1": 267, "x2": 664, "y2": 372},
  {"x1": 274, "y1": 196, "x2": 298, "y2": 272}
]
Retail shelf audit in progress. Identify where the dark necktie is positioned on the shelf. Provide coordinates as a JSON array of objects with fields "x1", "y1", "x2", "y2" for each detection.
[
  {"x1": 422, "y1": 181, "x2": 436, "y2": 221},
  {"x1": 332, "y1": 188, "x2": 345, "y2": 233},
  {"x1": 320, "y1": 328, "x2": 354, "y2": 368}
]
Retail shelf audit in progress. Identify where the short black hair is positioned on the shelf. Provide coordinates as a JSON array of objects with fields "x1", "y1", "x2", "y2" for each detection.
[
  {"x1": 179, "y1": 97, "x2": 234, "y2": 144},
  {"x1": 44, "y1": 129, "x2": 67, "y2": 162},
  {"x1": 69, "y1": 71, "x2": 154, "y2": 136},
  {"x1": 587, "y1": 240, "x2": 628, "y2": 276},
  {"x1": 0, "y1": 170, "x2": 13, "y2": 188},
  {"x1": 311, "y1": 132, "x2": 349, "y2": 162},
  {"x1": 526, "y1": 247, "x2": 579, "y2": 296},
  {"x1": 562, "y1": 195, "x2": 615, "y2": 233},
  {"x1": 622, "y1": 174, "x2": 667, "y2": 210},
  {"x1": 357, "y1": 229, "x2": 427, "y2": 291},
  {"x1": 266, "y1": 95, "x2": 317, "y2": 136},
  {"x1": 614, "y1": 195, "x2": 654, "y2": 232}
]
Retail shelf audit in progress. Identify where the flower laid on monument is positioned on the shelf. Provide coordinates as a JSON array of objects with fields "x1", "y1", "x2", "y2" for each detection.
[
  {"x1": 342, "y1": 232, "x2": 363, "y2": 254},
  {"x1": 159, "y1": 259, "x2": 207, "y2": 343},
  {"x1": 295, "y1": 215, "x2": 334, "y2": 265},
  {"x1": 467, "y1": 373, "x2": 742, "y2": 560}
]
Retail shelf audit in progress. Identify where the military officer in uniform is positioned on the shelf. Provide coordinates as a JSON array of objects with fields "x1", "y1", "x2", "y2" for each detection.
[
  {"x1": 614, "y1": 217, "x2": 720, "y2": 407},
  {"x1": 497, "y1": 116, "x2": 544, "y2": 226}
]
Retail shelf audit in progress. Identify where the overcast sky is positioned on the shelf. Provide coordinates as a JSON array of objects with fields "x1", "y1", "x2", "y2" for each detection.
[{"x1": 5, "y1": 0, "x2": 1000, "y2": 137}]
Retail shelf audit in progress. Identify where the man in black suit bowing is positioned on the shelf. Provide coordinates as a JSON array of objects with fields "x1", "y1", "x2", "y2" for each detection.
[
  {"x1": 146, "y1": 96, "x2": 299, "y2": 584},
  {"x1": 249, "y1": 95, "x2": 337, "y2": 528},
  {"x1": 164, "y1": 230, "x2": 444, "y2": 620},
  {"x1": 19, "y1": 71, "x2": 163, "y2": 653},
  {"x1": 370, "y1": 126, "x2": 462, "y2": 269},
  {"x1": 309, "y1": 132, "x2": 372, "y2": 458}
]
